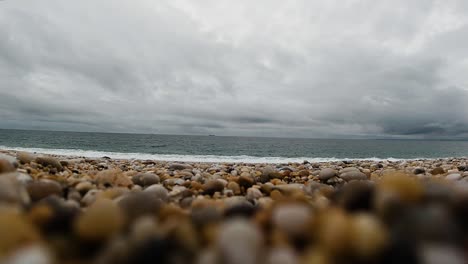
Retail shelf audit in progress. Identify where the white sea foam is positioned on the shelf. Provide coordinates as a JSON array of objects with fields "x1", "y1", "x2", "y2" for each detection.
[{"x1": 0, "y1": 146, "x2": 432, "y2": 163}]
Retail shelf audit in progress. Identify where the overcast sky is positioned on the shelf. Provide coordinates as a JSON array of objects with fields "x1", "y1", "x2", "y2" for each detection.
[{"x1": 1, "y1": 0, "x2": 468, "y2": 138}]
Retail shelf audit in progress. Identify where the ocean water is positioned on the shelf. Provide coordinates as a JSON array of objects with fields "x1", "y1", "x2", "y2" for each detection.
[{"x1": 1, "y1": 129, "x2": 468, "y2": 163}]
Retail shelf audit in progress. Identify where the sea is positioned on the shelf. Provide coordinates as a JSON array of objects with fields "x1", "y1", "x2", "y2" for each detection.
[{"x1": 1, "y1": 129, "x2": 468, "y2": 163}]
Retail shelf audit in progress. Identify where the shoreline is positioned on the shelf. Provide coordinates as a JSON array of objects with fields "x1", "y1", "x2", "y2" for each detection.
[
  {"x1": 1, "y1": 147, "x2": 465, "y2": 164},
  {"x1": 1, "y1": 149, "x2": 468, "y2": 263}
]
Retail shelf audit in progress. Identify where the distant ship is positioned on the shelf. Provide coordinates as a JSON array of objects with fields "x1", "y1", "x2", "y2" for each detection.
[{"x1": 208, "y1": 134, "x2": 216, "y2": 136}]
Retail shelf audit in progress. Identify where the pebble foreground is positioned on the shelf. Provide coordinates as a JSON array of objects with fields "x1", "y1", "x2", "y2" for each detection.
[{"x1": 1, "y1": 149, "x2": 468, "y2": 264}]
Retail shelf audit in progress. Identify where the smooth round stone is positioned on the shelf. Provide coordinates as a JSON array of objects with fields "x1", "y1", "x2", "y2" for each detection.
[
  {"x1": 0, "y1": 174, "x2": 30, "y2": 205},
  {"x1": 117, "y1": 192, "x2": 163, "y2": 222},
  {"x1": 27, "y1": 180, "x2": 63, "y2": 202},
  {"x1": 0, "y1": 159, "x2": 16, "y2": 174},
  {"x1": 227, "y1": 182, "x2": 241, "y2": 195},
  {"x1": 16, "y1": 151, "x2": 36, "y2": 164},
  {"x1": 266, "y1": 247, "x2": 299, "y2": 264},
  {"x1": 420, "y1": 244, "x2": 464, "y2": 264},
  {"x1": 413, "y1": 167, "x2": 426, "y2": 175},
  {"x1": 431, "y1": 167, "x2": 445, "y2": 175},
  {"x1": 168, "y1": 163, "x2": 193, "y2": 170},
  {"x1": 317, "y1": 209, "x2": 352, "y2": 255},
  {"x1": 262, "y1": 166, "x2": 282, "y2": 179},
  {"x1": 35, "y1": 156, "x2": 63, "y2": 171},
  {"x1": 340, "y1": 167, "x2": 360, "y2": 174},
  {"x1": 132, "y1": 173, "x2": 160, "y2": 187},
  {"x1": 0, "y1": 207, "x2": 41, "y2": 257},
  {"x1": 224, "y1": 196, "x2": 251, "y2": 209},
  {"x1": 0, "y1": 153, "x2": 16, "y2": 164},
  {"x1": 446, "y1": 173, "x2": 462, "y2": 181},
  {"x1": 272, "y1": 204, "x2": 311, "y2": 237},
  {"x1": 246, "y1": 188, "x2": 263, "y2": 200},
  {"x1": 217, "y1": 219, "x2": 263, "y2": 264},
  {"x1": 81, "y1": 190, "x2": 101, "y2": 206},
  {"x1": 1, "y1": 245, "x2": 52, "y2": 264},
  {"x1": 144, "y1": 184, "x2": 169, "y2": 202},
  {"x1": 202, "y1": 180, "x2": 225, "y2": 196},
  {"x1": 274, "y1": 184, "x2": 304, "y2": 195},
  {"x1": 129, "y1": 216, "x2": 159, "y2": 244},
  {"x1": 75, "y1": 181, "x2": 94, "y2": 194},
  {"x1": 350, "y1": 213, "x2": 388, "y2": 258},
  {"x1": 339, "y1": 171, "x2": 367, "y2": 181},
  {"x1": 74, "y1": 199, "x2": 124, "y2": 241},
  {"x1": 15, "y1": 173, "x2": 33, "y2": 185},
  {"x1": 318, "y1": 168, "x2": 337, "y2": 181},
  {"x1": 196, "y1": 249, "x2": 218, "y2": 264},
  {"x1": 95, "y1": 169, "x2": 132, "y2": 188},
  {"x1": 238, "y1": 176, "x2": 255, "y2": 188}
]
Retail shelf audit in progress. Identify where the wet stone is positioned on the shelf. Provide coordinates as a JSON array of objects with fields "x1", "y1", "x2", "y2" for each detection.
[
  {"x1": 35, "y1": 156, "x2": 63, "y2": 171},
  {"x1": 132, "y1": 173, "x2": 160, "y2": 187},
  {"x1": 27, "y1": 180, "x2": 63, "y2": 202},
  {"x1": 202, "y1": 180, "x2": 224, "y2": 195}
]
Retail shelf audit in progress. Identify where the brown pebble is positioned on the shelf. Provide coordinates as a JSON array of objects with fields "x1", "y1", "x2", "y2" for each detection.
[
  {"x1": 27, "y1": 180, "x2": 63, "y2": 202},
  {"x1": 350, "y1": 213, "x2": 388, "y2": 258},
  {"x1": 431, "y1": 167, "x2": 445, "y2": 175},
  {"x1": 0, "y1": 174, "x2": 30, "y2": 205},
  {"x1": 0, "y1": 159, "x2": 16, "y2": 174},
  {"x1": 238, "y1": 176, "x2": 255, "y2": 189},
  {"x1": 316, "y1": 209, "x2": 352, "y2": 255},
  {"x1": 132, "y1": 173, "x2": 160, "y2": 187},
  {"x1": 35, "y1": 156, "x2": 63, "y2": 171},
  {"x1": 0, "y1": 207, "x2": 41, "y2": 257},
  {"x1": 203, "y1": 180, "x2": 225, "y2": 196},
  {"x1": 75, "y1": 199, "x2": 124, "y2": 241},
  {"x1": 95, "y1": 169, "x2": 132, "y2": 188},
  {"x1": 117, "y1": 192, "x2": 163, "y2": 223},
  {"x1": 16, "y1": 151, "x2": 35, "y2": 164},
  {"x1": 227, "y1": 181, "x2": 241, "y2": 195}
]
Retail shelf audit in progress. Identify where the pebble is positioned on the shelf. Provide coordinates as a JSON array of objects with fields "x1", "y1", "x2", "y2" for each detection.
[
  {"x1": 0, "y1": 159, "x2": 16, "y2": 174},
  {"x1": 339, "y1": 171, "x2": 368, "y2": 181},
  {"x1": 246, "y1": 187, "x2": 263, "y2": 200},
  {"x1": 419, "y1": 244, "x2": 465, "y2": 264},
  {"x1": 35, "y1": 156, "x2": 63, "y2": 171},
  {"x1": 318, "y1": 168, "x2": 337, "y2": 181},
  {"x1": 217, "y1": 219, "x2": 263, "y2": 264},
  {"x1": 272, "y1": 204, "x2": 311, "y2": 237},
  {"x1": 0, "y1": 207, "x2": 41, "y2": 257},
  {"x1": 202, "y1": 180, "x2": 225, "y2": 196},
  {"x1": 144, "y1": 184, "x2": 169, "y2": 202},
  {"x1": 117, "y1": 192, "x2": 163, "y2": 222},
  {"x1": 227, "y1": 181, "x2": 241, "y2": 195},
  {"x1": 350, "y1": 213, "x2": 388, "y2": 258},
  {"x1": 0, "y1": 174, "x2": 30, "y2": 205},
  {"x1": 132, "y1": 172, "x2": 160, "y2": 187},
  {"x1": 266, "y1": 247, "x2": 299, "y2": 264},
  {"x1": 81, "y1": 189, "x2": 101, "y2": 206},
  {"x1": 75, "y1": 181, "x2": 94, "y2": 194},
  {"x1": 95, "y1": 169, "x2": 132, "y2": 188},
  {"x1": 16, "y1": 151, "x2": 36, "y2": 164},
  {"x1": 169, "y1": 163, "x2": 193, "y2": 170},
  {"x1": 413, "y1": 167, "x2": 426, "y2": 174},
  {"x1": 431, "y1": 167, "x2": 445, "y2": 175},
  {"x1": 1, "y1": 245, "x2": 52, "y2": 264},
  {"x1": 74, "y1": 199, "x2": 124, "y2": 241},
  {"x1": 27, "y1": 180, "x2": 63, "y2": 202},
  {"x1": 446, "y1": 173, "x2": 462, "y2": 181}
]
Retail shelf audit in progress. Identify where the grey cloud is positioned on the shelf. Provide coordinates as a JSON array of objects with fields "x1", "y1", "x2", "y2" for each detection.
[{"x1": 1, "y1": 0, "x2": 468, "y2": 138}]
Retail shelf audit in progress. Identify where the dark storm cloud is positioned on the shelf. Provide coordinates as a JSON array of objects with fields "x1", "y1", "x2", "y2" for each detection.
[{"x1": 1, "y1": 0, "x2": 468, "y2": 138}]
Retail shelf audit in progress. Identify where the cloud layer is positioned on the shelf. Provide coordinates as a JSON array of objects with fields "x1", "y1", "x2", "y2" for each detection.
[{"x1": 1, "y1": 0, "x2": 468, "y2": 138}]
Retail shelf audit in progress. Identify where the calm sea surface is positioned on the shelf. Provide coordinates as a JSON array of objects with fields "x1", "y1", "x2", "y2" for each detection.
[{"x1": 1, "y1": 129, "x2": 468, "y2": 163}]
